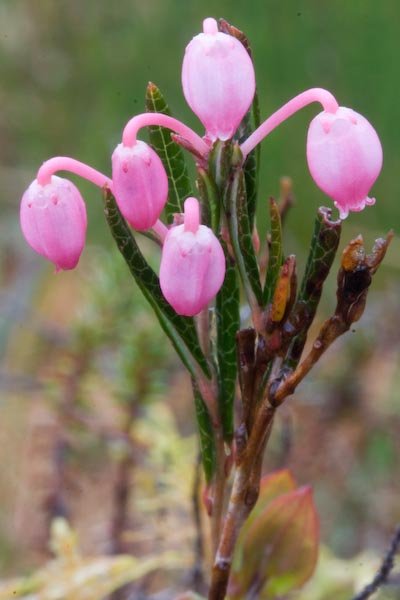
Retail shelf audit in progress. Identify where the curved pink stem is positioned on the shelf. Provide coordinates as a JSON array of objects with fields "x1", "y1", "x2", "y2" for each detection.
[
  {"x1": 37, "y1": 157, "x2": 113, "y2": 189},
  {"x1": 184, "y1": 197, "x2": 200, "y2": 233},
  {"x1": 37, "y1": 156, "x2": 168, "y2": 239},
  {"x1": 152, "y1": 219, "x2": 169, "y2": 242},
  {"x1": 122, "y1": 113, "x2": 209, "y2": 158},
  {"x1": 240, "y1": 88, "x2": 339, "y2": 159}
]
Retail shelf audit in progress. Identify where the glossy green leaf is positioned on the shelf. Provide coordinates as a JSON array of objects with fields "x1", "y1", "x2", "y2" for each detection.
[
  {"x1": 103, "y1": 188, "x2": 210, "y2": 379},
  {"x1": 216, "y1": 247, "x2": 240, "y2": 440},
  {"x1": 226, "y1": 165, "x2": 263, "y2": 305},
  {"x1": 193, "y1": 380, "x2": 216, "y2": 483},
  {"x1": 145, "y1": 82, "x2": 192, "y2": 223},
  {"x1": 284, "y1": 207, "x2": 341, "y2": 370},
  {"x1": 263, "y1": 198, "x2": 283, "y2": 305},
  {"x1": 229, "y1": 485, "x2": 319, "y2": 599}
]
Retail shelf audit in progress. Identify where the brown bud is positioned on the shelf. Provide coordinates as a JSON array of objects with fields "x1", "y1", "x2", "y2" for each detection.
[
  {"x1": 341, "y1": 235, "x2": 366, "y2": 271},
  {"x1": 271, "y1": 256, "x2": 296, "y2": 322}
]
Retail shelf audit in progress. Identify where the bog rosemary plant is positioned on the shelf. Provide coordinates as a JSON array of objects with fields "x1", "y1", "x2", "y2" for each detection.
[{"x1": 19, "y1": 16, "x2": 392, "y2": 600}]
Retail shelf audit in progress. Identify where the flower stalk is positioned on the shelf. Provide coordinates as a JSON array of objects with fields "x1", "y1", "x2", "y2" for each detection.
[
  {"x1": 122, "y1": 112, "x2": 210, "y2": 157},
  {"x1": 240, "y1": 87, "x2": 339, "y2": 158}
]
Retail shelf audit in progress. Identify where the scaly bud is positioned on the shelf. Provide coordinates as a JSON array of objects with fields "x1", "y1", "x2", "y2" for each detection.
[
  {"x1": 182, "y1": 17, "x2": 255, "y2": 141},
  {"x1": 20, "y1": 176, "x2": 87, "y2": 271},
  {"x1": 307, "y1": 107, "x2": 382, "y2": 219},
  {"x1": 112, "y1": 141, "x2": 168, "y2": 231},
  {"x1": 159, "y1": 197, "x2": 225, "y2": 316}
]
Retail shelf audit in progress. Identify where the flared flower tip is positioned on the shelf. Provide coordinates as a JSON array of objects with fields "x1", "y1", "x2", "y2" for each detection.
[
  {"x1": 20, "y1": 176, "x2": 87, "y2": 271},
  {"x1": 160, "y1": 197, "x2": 226, "y2": 316},
  {"x1": 307, "y1": 107, "x2": 383, "y2": 219},
  {"x1": 182, "y1": 17, "x2": 256, "y2": 141},
  {"x1": 112, "y1": 140, "x2": 168, "y2": 231}
]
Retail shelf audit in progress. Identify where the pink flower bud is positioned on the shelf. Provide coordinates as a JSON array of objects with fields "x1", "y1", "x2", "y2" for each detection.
[
  {"x1": 20, "y1": 176, "x2": 87, "y2": 271},
  {"x1": 182, "y1": 17, "x2": 256, "y2": 141},
  {"x1": 307, "y1": 107, "x2": 383, "y2": 219},
  {"x1": 160, "y1": 197, "x2": 226, "y2": 316},
  {"x1": 112, "y1": 141, "x2": 168, "y2": 231}
]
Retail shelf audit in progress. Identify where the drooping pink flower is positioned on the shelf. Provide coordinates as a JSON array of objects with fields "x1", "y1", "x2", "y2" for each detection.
[
  {"x1": 160, "y1": 197, "x2": 226, "y2": 316},
  {"x1": 20, "y1": 176, "x2": 87, "y2": 271},
  {"x1": 182, "y1": 17, "x2": 255, "y2": 142},
  {"x1": 307, "y1": 107, "x2": 383, "y2": 219},
  {"x1": 112, "y1": 140, "x2": 168, "y2": 231}
]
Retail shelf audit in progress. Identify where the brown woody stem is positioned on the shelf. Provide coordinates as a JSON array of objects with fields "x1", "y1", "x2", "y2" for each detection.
[
  {"x1": 210, "y1": 428, "x2": 228, "y2": 557},
  {"x1": 208, "y1": 405, "x2": 275, "y2": 600}
]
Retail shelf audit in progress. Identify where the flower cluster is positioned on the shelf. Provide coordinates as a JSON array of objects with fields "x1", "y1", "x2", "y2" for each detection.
[{"x1": 20, "y1": 17, "x2": 382, "y2": 316}]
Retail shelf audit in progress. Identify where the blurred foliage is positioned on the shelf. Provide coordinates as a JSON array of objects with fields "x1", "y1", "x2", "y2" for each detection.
[
  {"x1": 73, "y1": 244, "x2": 172, "y2": 400},
  {"x1": 297, "y1": 546, "x2": 399, "y2": 600},
  {"x1": 0, "y1": 518, "x2": 183, "y2": 599}
]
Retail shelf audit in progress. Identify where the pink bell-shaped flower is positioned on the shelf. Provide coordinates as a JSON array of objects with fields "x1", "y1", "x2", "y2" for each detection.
[
  {"x1": 307, "y1": 106, "x2": 383, "y2": 219},
  {"x1": 182, "y1": 17, "x2": 256, "y2": 142},
  {"x1": 20, "y1": 176, "x2": 87, "y2": 271},
  {"x1": 160, "y1": 197, "x2": 226, "y2": 316},
  {"x1": 112, "y1": 140, "x2": 168, "y2": 231}
]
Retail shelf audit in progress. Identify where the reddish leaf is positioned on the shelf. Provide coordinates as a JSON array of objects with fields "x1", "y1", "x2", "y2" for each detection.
[
  {"x1": 229, "y1": 484, "x2": 319, "y2": 599},
  {"x1": 245, "y1": 469, "x2": 297, "y2": 528}
]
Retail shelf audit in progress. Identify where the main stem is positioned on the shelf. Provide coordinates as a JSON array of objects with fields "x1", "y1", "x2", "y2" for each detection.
[
  {"x1": 211, "y1": 429, "x2": 228, "y2": 557},
  {"x1": 208, "y1": 405, "x2": 275, "y2": 600}
]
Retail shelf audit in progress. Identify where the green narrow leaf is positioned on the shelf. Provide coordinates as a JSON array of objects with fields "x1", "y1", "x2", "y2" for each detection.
[
  {"x1": 103, "y1": 188, "x2": 210, "y2": 378},
  {"x1": 237, "y1": 109, "x2": 259, "y2": 229},
  {"x1": 145, "y1": 82, "x2": 192, "y2": 222},
  {"x1": 263, "y1": 198, "x2": 283, "y2": 305},
  {"x1": 208, "y1": 139, "x2": 233, "y2": 192},
  {"x1": 252, "y1": 77, "x2": 261, "y2": 132},
  {"x1": 192, "y1": 381, "x2": 216, "y2": 483},
  {"x1": 226, "y1": 166, "x2": 263, "y2": 305},
  {"x1": 244, "y1": 88, "x2": 261, "y2": 228},
  {"x1": 243, "y1": 142, "x2": 258, "y2": 229},
  {"x1": 299, "y1": 207, "x2": 342, "y2": 308},
  {"x1": 235, "y1": 103, "x2": 260, "y2": 229},
  {"x1": 218, "y1": 18, "x2": 261, "y2": 226},
  {"x1": 284, "y1": 207, "x2": 341, "y2": 369},
  {"x1": 216, "y1": 248, "x2": 240, "y2": 440},
  {"x1": 196, "y1": 167, "x2": 220, "y2": 232}
]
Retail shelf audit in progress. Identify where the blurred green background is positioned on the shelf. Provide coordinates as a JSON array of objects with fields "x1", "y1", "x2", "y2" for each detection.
[{"x1": 0, "y1": 1, "x2": 399, "y2": 597}]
